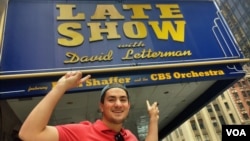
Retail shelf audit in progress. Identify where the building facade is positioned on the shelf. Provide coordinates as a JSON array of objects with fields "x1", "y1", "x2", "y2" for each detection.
[
  {"x1": 163, "y1": 71, "x2": 250, "y2": 141},
  {"x1": 163, "y1": 0, "x2": 250, "y2": 140},
  {"x1": 215, "y1": 0, "x2": 250, "y2": 66}
]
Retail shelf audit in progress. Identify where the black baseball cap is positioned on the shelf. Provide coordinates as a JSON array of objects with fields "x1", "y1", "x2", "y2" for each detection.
[{"x1": 100, "y1": 83, "x2": 129, "y2": 103}]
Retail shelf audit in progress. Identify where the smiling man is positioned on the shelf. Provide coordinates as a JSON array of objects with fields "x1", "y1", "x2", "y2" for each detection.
[
  {"x1": 19, "y1": 71, "x2": 159, "y2": 141},
  {"x1": 100, "y1": 83, "x2": 131, "y2": 126}
]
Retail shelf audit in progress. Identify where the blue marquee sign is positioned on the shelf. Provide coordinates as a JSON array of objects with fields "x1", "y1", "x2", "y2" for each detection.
[{"x1": 1, "y1": 0, "x2": 244, "y2": 74}]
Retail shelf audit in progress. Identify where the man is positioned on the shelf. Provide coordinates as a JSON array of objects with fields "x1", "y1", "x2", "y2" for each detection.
[{"x1": 19, "y1": 71, "x2": 159, "y2": 141}]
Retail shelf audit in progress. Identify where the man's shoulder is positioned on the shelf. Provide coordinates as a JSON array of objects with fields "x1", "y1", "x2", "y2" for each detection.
[{"x1": 79, "y1": 120, "x2": 93, "y2": 125}]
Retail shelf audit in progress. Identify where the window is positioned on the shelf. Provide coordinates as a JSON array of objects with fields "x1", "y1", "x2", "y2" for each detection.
[
  {"x1": 246, "y1": 101, "x2": 250, "y2": 106},
  {"x1": 206, "y1": 105, "x2": 213, "y2": 112},
  {"x1": 190, "y1": 120, "x2": 197, "y2": 130},
  {"x1": 228, "y1": 1, "x2": 234, "y2": 8},
  {"x1": 241, "y1": 80, "x2": 246, "y2": 86},
  {"x1": 178, "y1": 128, "x2": 183, "y2": 136},
  {"x1": 247, "y1": 90, "x2": 250, "y2": 97},
  {"x1": 237, "y1": 82, "x2": 242, "y2": 87},
  {"x1": 238, "y1": 103, "x2": 244, "y2": 110},
  {"x1": 248, "y1": 78, "x2": 250, "y2": 84},
  {"x1": 224, "y1": 102, "x2": 230, "y2": 110},
  {"x1": 221, "y1": 93, "x2": 225, "y2": 99},
  {"x1": 242, "y1": 113, "x2": 249, "y2": 120},
  {"x1": 169, "y1": 134, "x2": 173, "y2": 141},
  {"x1": 212, "y1": 117, "x2": 218, "y2": 127},
  {"x1": 198, "y1": 119, "x2": 205, "y2": 129},
  {"x1": 213, "y1": 121, "x2": 218, "y2": 127},
  {"x1": 237, "y1": 3, "x2": 245, "y2": 15},
  {"x1": 175, "y1": 130, "x2": 179, "y2": 138},
  {"x1": 242, "y1": 91, "x2": 247, "y2": 97},
  {"x1": 233, "y1": 92, "x2": 240, "y2": 100},
  {"x1": 229, "y1": 114, "x2": 236, "y2": 123},
  {"x1": 203, "y1": 134, "x2": 210, "y2": 141},
  {"x1": 218, "y1": 116, "x2": 226, "y2": 125},
  {"x1": 195, "y1": 135, "x2": 202, "y2": 141},
  {"x1": 214, "y1": 104, "x2": 220, "y2": 111},
  {"x1": 240, "y1": 0, "x2": 249, "y2": 9}
]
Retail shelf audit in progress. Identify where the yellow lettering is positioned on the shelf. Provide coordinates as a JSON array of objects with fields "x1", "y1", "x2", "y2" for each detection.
[
  {"x1": 86, "y1": 77, "x2": 131, "y2": 86},
  {"x1": 123, "y1": 22, "x2": 147, "y2": 38},
  {"x1": 156, "y1": 4, "x2": 183, "y2": 19},
  {"x1": 88, "y1": 22, "x2": 121, "y2": 42},
  {"x1": 64, "y1": 51, "x2": 113, "y2": 64},
  {"x1": 56, "y1": 4, "x2": 85, "y2": 20},
  {"x1": 123, "y1": 4, "x2": 151, "y2": 19},
  {"x1": 148, "y1": 21, "x2": 186, "y2": 42},
  {"x1": 64, "y1": 52, "x2": 79, "y2": 63},
  {"x1": 118, "y1": 41, "x2": 145, "y2": 48},
  {"x1": 150, "y1": 73, "x2": 171, "y2": 81},
  {"x1": 122, "y1": 49, "x2": 191, "y2": 60},
  {"x1": 91, "y1": 4, "x2": 124, "y2": 20},
  {"x1": 57, "y1": 23, "x2": 84, "y2": 46},
  {"x1": 158, "y1": 73, "x2": 167, "y2": 80},
  {"x1": 56, "y1": 4, "x2": 187, "y2": 46},
  {"x1": 173, "y1": 70, "x2": 225, "y2": 79},
  {"x1": 150, "y1": 74, "x2": 158, "y2": 81},
  {"x1": 80, "y1": 51, "x2": 113, "y2": 62},
  {"x1": 28, "y1": 86, "x2": 48, "y2": 92},
  {"x1": 122, "y1": 49, "x2": 134, "y2": 60}
]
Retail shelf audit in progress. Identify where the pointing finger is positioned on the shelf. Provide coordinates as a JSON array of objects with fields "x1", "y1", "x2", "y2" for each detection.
[
  {"x1": 80, "y1": 74, "x2": 91, "y2": 83},
  {"x1": 153, "y1": 102, "x2": 159, "y2": 107},
  {"x1": 146, "y1": 100, "x2": 151, "y2": 110}
]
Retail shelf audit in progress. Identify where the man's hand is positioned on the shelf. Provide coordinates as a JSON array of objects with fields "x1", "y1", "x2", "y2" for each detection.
[
  {"x1": 146, "y1": 100, "x2": 159, "y2": 120},
  {"x1": 19, "y1": 71, "x2": 91, "y2": 141},
  {"x1": 57, "y1": 71, "x2": 91, "y2": 91},
  {"x1": 145, "y1": 100, "x2": 159, "y2": 141}
]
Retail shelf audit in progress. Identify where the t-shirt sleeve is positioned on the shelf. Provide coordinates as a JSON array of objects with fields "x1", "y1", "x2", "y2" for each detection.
[{"x1": 56, "y1": 121, "x2": 92, "y2": 141}]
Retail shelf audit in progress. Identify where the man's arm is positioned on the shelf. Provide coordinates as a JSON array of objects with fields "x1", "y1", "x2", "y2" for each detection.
[
  {"x1": 145, "y1": 100, "x2": 159, "y2": 141},
  {"x1": 18, "y1": 71, "x2": 91, "y2": 141}
]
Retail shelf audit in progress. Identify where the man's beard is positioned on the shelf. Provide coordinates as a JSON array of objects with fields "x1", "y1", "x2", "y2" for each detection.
[
  {"x1": 109, "y1": 116, "x2": 126, "y2": 124},
  {"x1": 103, "y1": 112, "x2": 128, "y2": 124}
]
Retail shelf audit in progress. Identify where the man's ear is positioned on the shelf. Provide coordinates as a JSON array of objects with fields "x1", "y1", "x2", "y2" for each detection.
[
  {"x1": 128, "y1": 101, "x2": 131, "y2": 109},
  {"x1": 99, "y1": 102, "x2": 104, "y2": 112}
]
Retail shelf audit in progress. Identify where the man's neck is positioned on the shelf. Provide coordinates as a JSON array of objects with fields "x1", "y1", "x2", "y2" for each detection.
[{"x1": 101, "y1": 119, "x2": 123, "y2": 132}]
